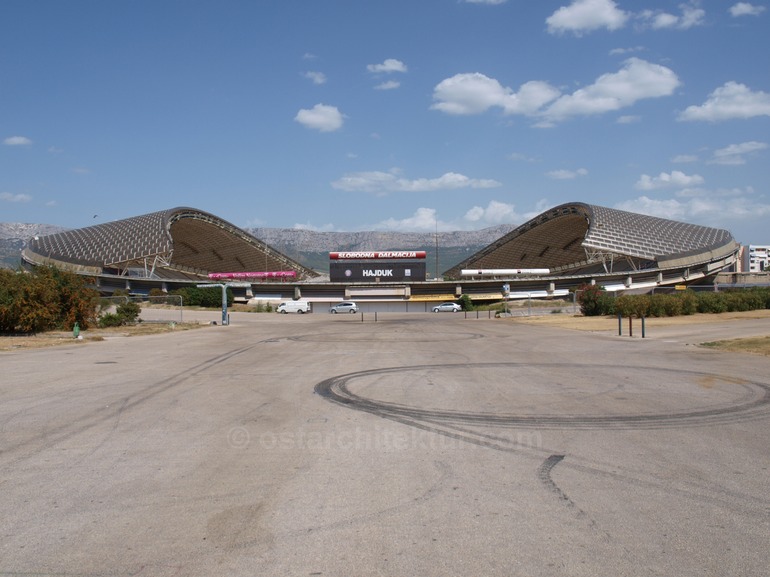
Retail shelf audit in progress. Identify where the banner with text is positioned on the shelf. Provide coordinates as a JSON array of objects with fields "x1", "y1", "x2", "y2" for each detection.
[{"x1": 330, "y1": 262, "x2": 427, "y2": 282}]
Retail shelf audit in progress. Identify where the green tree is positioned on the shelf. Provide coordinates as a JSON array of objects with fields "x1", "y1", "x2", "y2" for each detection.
[
  {"x1": 576, "y1": 284, "x2": 608, "y2": 316},
  {"x1": 0, "y1": 267, "x2": 98, "y2": 333}
]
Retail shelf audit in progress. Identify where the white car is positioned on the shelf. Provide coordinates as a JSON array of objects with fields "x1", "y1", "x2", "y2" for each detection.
[
  {"x1": 330, "y1": 301, "x2": 359, "y2": 314},
  {"x1": 276, "y1": 301, "x2": 311, "y2": 314},
  {"x1": 432, "y1": 302, "x2": 462, "y2": 313}
]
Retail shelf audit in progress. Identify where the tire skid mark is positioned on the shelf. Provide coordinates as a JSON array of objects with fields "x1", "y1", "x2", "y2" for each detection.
[
  {"x1": 538, "y1": 454, "x2": 570, "y2": 504},
  {"x1": 288, "y1": 331, "x2": 486, "y2": 343},
  {"x1": 537, "y1": 454, "x2": 615, "y2": 543},
  {"x1": 538, "y1": 454, "x2": 572, "y2": 512},
  {"x1": 315, "y1": 363, "x2": 770, "y2": 430},
  {"x1": 0, "y1": 343, "x2": 259, "y2": 467},
  {"x1": 563, "y1": 456, "x2": 770, "y2": 519},
  {"x1": 315, "y1": 363, "x2": 770, "y2": 520}
]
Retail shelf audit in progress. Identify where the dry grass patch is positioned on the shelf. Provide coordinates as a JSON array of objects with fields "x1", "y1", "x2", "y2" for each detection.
[
  {"x1": 701, "y1": 336, "x2": 770, "y2": 356},
  {"x1": 0, "y1": 322, "x2": 204, "y2": 352},
  {"x1": 509, "y1": 309, "x2": 770, "y2": 331}
]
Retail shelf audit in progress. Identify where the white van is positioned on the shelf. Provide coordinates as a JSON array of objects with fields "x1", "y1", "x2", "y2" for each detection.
[{"x1": 276, "y1": 300, "x2": 311, "y2": 314}]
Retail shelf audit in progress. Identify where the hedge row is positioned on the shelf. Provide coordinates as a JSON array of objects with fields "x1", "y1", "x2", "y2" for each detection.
[
  {"x1": 169, "y1": 286, "x2": 234, "y2": 308},
  {"x1": 0, "y1": 267, "x2": 99, "y2": 333},
  {"x1": 576, "y1": 284, "x2": 770, "y2": 317}
]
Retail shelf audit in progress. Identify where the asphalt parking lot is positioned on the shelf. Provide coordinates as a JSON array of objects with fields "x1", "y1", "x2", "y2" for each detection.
[{"x1": 1, "y1": 312, "x2": 769, "y2": 576}]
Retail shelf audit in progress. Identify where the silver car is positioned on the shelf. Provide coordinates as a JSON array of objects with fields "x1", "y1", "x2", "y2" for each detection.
[
  {"x1": 432, "y1": 302, "x2": 462, "y2": 313},
  {"x1": 330, "y1": 301, "x2": 359, "y2": 314}
]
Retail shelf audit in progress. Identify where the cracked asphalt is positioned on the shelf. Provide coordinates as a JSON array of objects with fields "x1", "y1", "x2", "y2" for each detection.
[{"x1": 1, "y1": 311, "x2": 769, "y2": 576}]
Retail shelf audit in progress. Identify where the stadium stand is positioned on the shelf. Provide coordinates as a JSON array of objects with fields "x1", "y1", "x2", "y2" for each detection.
[
  {"x1": 444, "y1": 202, "x2": 739, "y2": 280},
  {"x1": 22, "y1": 207, "x2": 318, "y2": 281},
  {"x1": 21, "y1": 202, "x2": 740, "y2": 299}
]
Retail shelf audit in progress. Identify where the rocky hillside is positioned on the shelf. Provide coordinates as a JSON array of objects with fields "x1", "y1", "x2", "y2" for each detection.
[
  {"x1": 246, "y1": 225, "x2": 516, "y2": 273},
  {"x1": 0, "y1": 222, "x2": 65, "y2": 241},
  {"x1": 0, "y1": 223, "x2": 67, "y2": 269},
  {"x1": 247, "y1": 224, "x2": 515, "y2": 252},
  {"x1": 0, "y1": 222, "x2": 516, "y2": 272}
]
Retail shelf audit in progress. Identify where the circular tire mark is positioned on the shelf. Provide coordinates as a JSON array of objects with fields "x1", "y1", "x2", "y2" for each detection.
[
  {"x1": 290, "y1": 331, "x2": 486, "y2": 343},
  {"x1": 315, "y1": 363, "x2": 770, "y2": 430}
]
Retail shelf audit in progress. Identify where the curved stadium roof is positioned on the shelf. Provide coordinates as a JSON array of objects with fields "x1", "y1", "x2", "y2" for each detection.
[
  {"x1": 444, "y1": 202, "x2": 739, "y2": 279},
  {"x1": 22, "y1": 207, "x2": 318, "y2": 280}
]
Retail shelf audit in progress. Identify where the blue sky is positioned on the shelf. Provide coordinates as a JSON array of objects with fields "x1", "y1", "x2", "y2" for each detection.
[{"x1": 1, "y1": 0, "x2": 769, "y2": 244}]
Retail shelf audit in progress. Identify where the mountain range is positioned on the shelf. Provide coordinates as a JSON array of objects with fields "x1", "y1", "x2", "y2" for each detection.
[{"x1": 0, "y1": 222, "x2": 515, "y2": 274}]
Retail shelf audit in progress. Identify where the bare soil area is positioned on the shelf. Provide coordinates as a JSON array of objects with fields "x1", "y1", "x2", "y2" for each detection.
[
  {"x1": 511, "y1": 309, "x2": 770, "y2": 355},
  {"x1": 0, "y1": 322, "x2": 203, "y2": 352},
  {"x1": 510, "y1": 308, "x2": 770, "y2": 331}
]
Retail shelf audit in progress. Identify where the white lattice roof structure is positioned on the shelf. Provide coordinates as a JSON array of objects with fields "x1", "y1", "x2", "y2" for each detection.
[
  {"x1": 444, "y1": 202, "x2": 739, "y2": 279},
  {"x1": 22, "y1": 207, "x2": 318, "y2": 280}
]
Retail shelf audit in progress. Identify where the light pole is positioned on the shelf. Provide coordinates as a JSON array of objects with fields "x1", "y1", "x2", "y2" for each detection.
[{"x1": 434, "y1": 217, "x2": 439, "y2": 280}]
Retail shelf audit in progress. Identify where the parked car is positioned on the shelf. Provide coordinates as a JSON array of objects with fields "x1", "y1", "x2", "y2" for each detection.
[
  {"x1": 276, "y1": 300, "x2": 311, "y2": 314},
  {"x1": 432, "y1": 302, "x2": 462, "y2": 313},
  {"x1": 330, "y1": 301, "x2": 359, "y2": 314}
]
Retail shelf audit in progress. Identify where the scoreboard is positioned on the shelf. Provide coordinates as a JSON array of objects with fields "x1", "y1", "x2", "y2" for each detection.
[{"x1": 329, "y1": 250, "x2": 427, "y2": 282}]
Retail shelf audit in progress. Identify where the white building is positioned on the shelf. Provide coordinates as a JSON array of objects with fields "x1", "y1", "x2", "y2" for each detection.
[{"x1": 744, "y1": 245, "x2": 770, "y2": 273}]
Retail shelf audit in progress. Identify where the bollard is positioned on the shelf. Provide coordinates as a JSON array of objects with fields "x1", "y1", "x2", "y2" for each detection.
[
  {"x1": 641, "y1": 315, "x2": 646, "y2": 338},
  {"x1": 618, "y1": 313, "x2": 622, "y2": 336},
  {"x1": 629, "y1": 315, "x2": 633, "y2": 338}
]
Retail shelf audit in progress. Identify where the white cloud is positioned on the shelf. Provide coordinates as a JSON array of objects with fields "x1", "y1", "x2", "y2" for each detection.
[
  {"x1": 635, "y1": 170, "x2": 705, "y2": 190},
  {"x1": 1, "y1": 192, "x2": 32, "y2": 203},
  {"x1": 638, "y1": 2, "x2": 705, "y2": 30},
  {"x1": 546, "y1": 168, "x2": 588, "y2": 180},
  {"x1": 366, "y1": 59, "x2": 407, "y2": 74},
  {"x1": 431, "y1": 59, "x2": 679, "y2": 125},
  {"x1": 331, "y1": 169, "x2": 502, "y2": 194},
  {"x1": 292, "y1": 222, "x2": 339, "y2": 232},
  {"x1": 616, "y1": 195, "x2": 689, "y2": 220},
  {"x1": 4, "y1": 136, "x2": 32, "y2": 146},
  {"x1": 431, "y1": 73, "x2": 560, "y2": 116},
  {"x1": 616, "y1": 115, "x2": 641, "y2": 124},
  {"x1": 609, "y1": 46, "x2": 645, "y2": 56},
  {"x1": 730, "y1": 2, "x2": 766, "y2": 17},
  {"x1": 678, "y1": 82, "x2": 770, "y2": 121},
  {"x1": 546, "y1": 0, "x2": 629, "y2": 35},
  {"x1": 541, "y1": 58, "x2": 680, "y2": 122},
  {"x1": 464, "y1": 0, "x2": 507, "y2": 4},
  {"x1": 709, "y1": 141, "x2": 768, "y2": 165},
  {"x1": 373, "y1": 207, "x2": 446, "y2": 232},
  {"x1": 464, "y1": 200, "x2": 516, "y2": 224},
  {"x1": 303, "y1": 71, "x2": 327, "y2": 85},
  {"x1": 294, "y1": 104, "x2": 345, "y2": 132},
  {"x1": 672, "y1": 154, "x2": 698, "y2": 163},
  {"x1": 371, "y1": 201, "x2": 526, "y2": 233},
  {"x1": 374, "y1": 80, "x2": 400, "y2": 90},
  {"x1": 616, "y1": 191, "x2": 770, "y2": 236},
  {"x1": 509, "y1": 152, "x2": 537, "y2": 162}
]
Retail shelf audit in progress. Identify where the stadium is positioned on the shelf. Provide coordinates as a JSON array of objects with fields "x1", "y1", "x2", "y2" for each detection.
[{"x1": 21, "y1": 202, "x2": 741, "y2": 311}]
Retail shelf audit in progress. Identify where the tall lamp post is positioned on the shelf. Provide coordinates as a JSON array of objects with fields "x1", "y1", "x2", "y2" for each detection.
[{"x1": 434, "y1": 218, "x2": 439, "y2": 280}]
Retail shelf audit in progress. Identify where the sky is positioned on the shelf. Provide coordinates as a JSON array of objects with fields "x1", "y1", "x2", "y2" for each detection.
[{"x1": 1, "y1": 0, "x2": 769, "y2": 245}]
